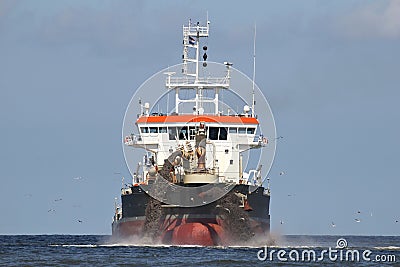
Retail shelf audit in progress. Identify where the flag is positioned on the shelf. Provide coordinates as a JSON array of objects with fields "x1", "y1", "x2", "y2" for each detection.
[{"x1": 189, "y1": 36, "x2": 195, "y2": 45}]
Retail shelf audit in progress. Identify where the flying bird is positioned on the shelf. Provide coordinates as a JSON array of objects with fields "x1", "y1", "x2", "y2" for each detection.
[
  {"x1": 77, "y1": 220, "x2": 83, "y2": 223},
  {"x1": 355, "y1": 218, "x2": 361, "y2": 223},
  {"x1": 54, "y1": 198, "x2": 62, "y2": 202},
  {"x1": 279, "y1": 171, "x2": 285, "y2": 176},
  {"x1": 47, "y1": 209, "x2": 56, "y2": 213},
  {"x1": 275, "y1": 136, "x2": 283, "y2": 140},
  {"x1": 331, "y1": 222, "x2": 336, "y2": 227},
  {"x1": 73, "y1": 176, "x2": 83, "y2": 180},
  {"x1": 280, "y1": 220, "x2": 284, "y2": 225}
]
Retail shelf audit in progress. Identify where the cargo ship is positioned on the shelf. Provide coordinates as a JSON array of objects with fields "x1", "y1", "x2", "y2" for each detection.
[{"x1": 112, "y1": 19, "x2": 276, "y2": 246}]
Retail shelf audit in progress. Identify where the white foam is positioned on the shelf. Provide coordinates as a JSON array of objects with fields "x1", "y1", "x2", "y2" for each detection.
[
  {"x1": 100, "y1": 243, "x2": 174, "y2": 248},
  {"x1": 373, "y1": 246, "x2": 400, "y2": 250},
  {"x1": 49, "y1": 244, "x2": 98, "y2": 248}
]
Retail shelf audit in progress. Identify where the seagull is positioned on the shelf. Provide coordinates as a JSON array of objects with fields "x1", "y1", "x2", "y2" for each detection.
[
  {"x1": 54, "y1": 198, "x2": 62, "y2": 202},
  {"x1": 355, "y1": 218, "x2": 361, "y2": 223},
  {"x1": 331, "y1": 222, "x2": 336, "y2": 227},
  {"x1": 357, "y1": 210, "x2": 361, "y2": 214},
  {"x1": 280, "y1": 220, "x2": 284, "y2": 225},
  {"x1": 224, "y1": 208, "x2": 231, "y2": 214},
  {"x1": 73, "y1": 176, "x2": 83, "y2": 180},
  {"x1": 239, "y1": 217, "x2": 245, "y2": 221},
  {"x1": 275, "y1": 136, "x2": 283, "y2": 140},
  {"x1": 77, "y1": 220, "x2": 83, "y2": 223},
  {"x1": 396, "y1": 220, "x2": 399, "y2": 223},
  {"x1": 47, "y1": 209, "x2": 56, "y2": 213},
  {"x1": 279, "y1": 171, "x2": 285, "y2": 176}
]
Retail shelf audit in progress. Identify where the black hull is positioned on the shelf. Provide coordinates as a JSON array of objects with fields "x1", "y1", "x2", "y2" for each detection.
[{"x1": 112, "y1": 184, "x2": 270, "y2": 246}]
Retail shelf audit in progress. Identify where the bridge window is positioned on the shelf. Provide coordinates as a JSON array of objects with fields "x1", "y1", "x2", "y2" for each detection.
[
  {"x1": 229, "y1": 127, "x2": 237, "y2": 134},
  {"x1": 149, "y1": 127, "x2": 158, "y2": 133},
  {"x1": 209, "y1": 127, "x2": 219, "y2": 140},
  {"x1": 247, "y1": 128, "x2": 255, "y2": 134},
  {"x1": 169, "y1": 127, "x2": 177, "y2": 140},
  {"x1": 238, "y1": 128, "x2": 246, "y2": 134},
  {"x1": 178, "y1": 126, "x2": 188, "y2": 140},
  {"x1": 219, "y1": 127, "x2": 227, "y2": 140},
  {"x1": 189, "y1": 126, "x2": 196, "y2": 140},
  {"x1": 140, "y1": 127, "x2": 149, "y2": 133},
  {"x1": 159, "y1": 127, "x2": 167, "y2": 133},
  {"x1": 209, "y1": 127, "x2": 228, "y2": 140}
]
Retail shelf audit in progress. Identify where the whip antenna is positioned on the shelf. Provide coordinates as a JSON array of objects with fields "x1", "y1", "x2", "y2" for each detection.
[{"x1": 252, "y1": 23, "x2": 256, "y2": 117}]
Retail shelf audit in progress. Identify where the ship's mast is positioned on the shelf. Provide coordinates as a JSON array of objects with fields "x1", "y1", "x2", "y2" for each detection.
[
  {"x1": 182, "y1": 19, "x2": 209, "y2": 80},
  {"x1": 183, "y1": 20, "x2": 209, "y2": 114},
  {"x1": 167, "y1": 19, "x2": 230, "y2": 115}
]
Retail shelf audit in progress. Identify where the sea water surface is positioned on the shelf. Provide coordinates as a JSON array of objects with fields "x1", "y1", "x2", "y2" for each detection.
[{"x1": 0, "y1": 235, "x2": 399, "y2": 266}]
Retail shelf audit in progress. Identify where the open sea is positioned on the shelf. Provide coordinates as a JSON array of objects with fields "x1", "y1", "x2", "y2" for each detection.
[{"x1": 0, "y1": 235, "x2": 399, "y2": 266}]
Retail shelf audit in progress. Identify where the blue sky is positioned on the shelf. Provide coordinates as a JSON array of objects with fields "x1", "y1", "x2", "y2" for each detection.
[{"x1": 1, "y1": 0, "x2": 399, "y2": 236}]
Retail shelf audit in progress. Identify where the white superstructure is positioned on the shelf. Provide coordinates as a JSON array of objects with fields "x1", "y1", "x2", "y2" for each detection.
[{"x1": 124, "y1": 20, "x2": 268, "y2": 186}]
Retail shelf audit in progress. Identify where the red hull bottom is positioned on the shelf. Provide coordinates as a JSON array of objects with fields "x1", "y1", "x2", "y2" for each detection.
[{"x1": 112, "y1": 217, "x2": 269, "y2": 246}]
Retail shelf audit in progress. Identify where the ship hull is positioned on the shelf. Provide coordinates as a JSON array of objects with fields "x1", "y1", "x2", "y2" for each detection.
[{"x1": 112, "y1": 184, "x2": 270, "y2": 246}]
